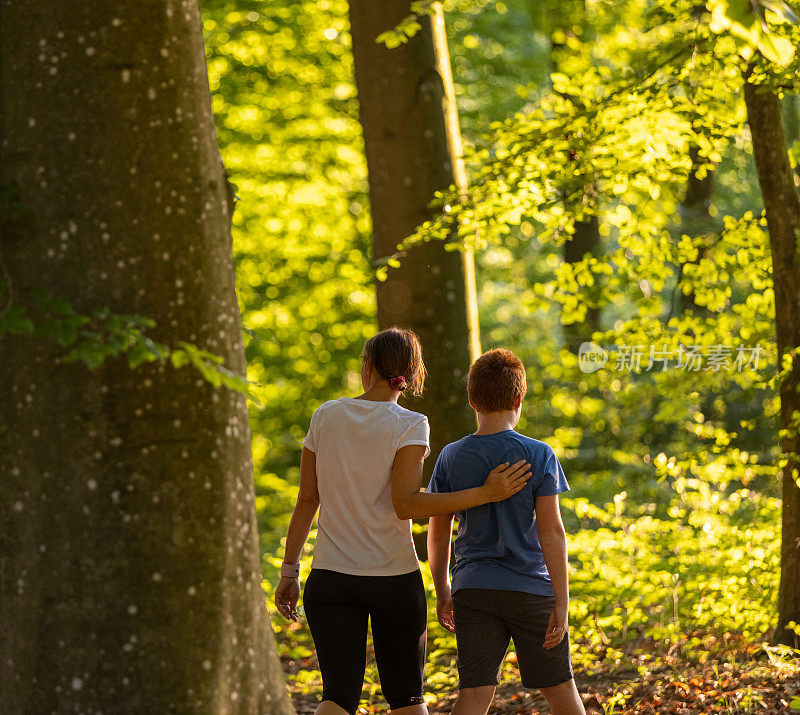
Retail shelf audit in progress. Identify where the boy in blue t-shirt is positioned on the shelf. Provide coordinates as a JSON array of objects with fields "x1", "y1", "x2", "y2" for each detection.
[{"x1": 427, "y1": 348, "x2": 585, "y2": 715}]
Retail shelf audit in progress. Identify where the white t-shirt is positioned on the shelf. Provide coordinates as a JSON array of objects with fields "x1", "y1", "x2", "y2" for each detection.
[{"x1": 302, "y1": 397, "x2": 430, "y2": 576}]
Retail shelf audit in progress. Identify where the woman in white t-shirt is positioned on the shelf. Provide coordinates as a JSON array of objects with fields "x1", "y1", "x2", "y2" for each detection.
[{"x1": 274, "y1": 327, "x2": 531, "y2": 715}]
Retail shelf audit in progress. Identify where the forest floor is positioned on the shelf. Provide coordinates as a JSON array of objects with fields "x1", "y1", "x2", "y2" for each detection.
[{"x1": 279, "y1": 630, "x2": 800, "y2": 714}]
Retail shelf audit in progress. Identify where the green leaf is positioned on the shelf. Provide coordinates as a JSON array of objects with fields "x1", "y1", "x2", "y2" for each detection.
[
  {"x1": 758, "y1": 0, "x2": 799, "y2": 25},
  {"x1": 757, "y1": 30, "x2": 795, "y2": 64},
  {"x1": 128, "y1": 342, "x2": 158, "y2": 369},
  {"x1": 0, "y1": 306, "x2": 35, "y2": 336},
  {"x1": 375, "y1": 30, "x2": 404, "y2": 48},
  {"x1": 170, "y1": 349, "x2": 190, "y2": 369},
  {"x1": 62, "y1": 341, "x2": 109, "y2": 369}
]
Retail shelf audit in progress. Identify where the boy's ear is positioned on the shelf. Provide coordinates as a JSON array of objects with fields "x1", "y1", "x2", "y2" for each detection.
[
  {"x1": 468, "y1": 397, "x2": 477, "y2": 411},
  {"x1": 514, "y1": 394, "x2": 522, "y2": 409}
]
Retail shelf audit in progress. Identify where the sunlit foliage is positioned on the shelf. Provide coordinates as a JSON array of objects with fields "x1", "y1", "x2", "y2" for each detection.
[
  {"x1": 203, "y1": 0, "x2": 375, "y2": 546},
  {"x1": 202, "y1": 0, "x2": 792, "y2": 697}
]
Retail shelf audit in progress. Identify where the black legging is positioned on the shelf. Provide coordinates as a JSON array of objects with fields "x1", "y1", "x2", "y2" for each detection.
[{"x1": 303, "y1": 568, "x2": 428, "y2": 714}]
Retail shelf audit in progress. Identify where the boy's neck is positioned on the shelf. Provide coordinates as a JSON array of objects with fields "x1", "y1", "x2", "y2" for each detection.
[{"x1": 474, "y1": 410, "x2": 518, "y2": 435}]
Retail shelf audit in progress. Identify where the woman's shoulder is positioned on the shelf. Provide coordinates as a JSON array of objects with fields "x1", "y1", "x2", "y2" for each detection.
[
  {"x1": 311, "y1": 397, "x2": 351, "y2": 418},
  {"x1": 386, "y1": 401, "x2": 428, "y2": 425},
  {"x1": 316, "y1": 398, "x2": 343, "y2": 411},
  {"x1": 312, "y1": 398, "x2": 427, "y2": 427}
]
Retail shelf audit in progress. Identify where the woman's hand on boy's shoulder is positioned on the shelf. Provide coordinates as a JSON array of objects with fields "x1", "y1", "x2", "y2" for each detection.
[{"x1": 481, "y1": 460, "x2": 532, "y2": 502}]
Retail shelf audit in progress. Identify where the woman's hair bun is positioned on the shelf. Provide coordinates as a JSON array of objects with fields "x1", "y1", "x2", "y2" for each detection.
[{"x1": 389, "y1": 375, "x2": 408, "y2": 391}]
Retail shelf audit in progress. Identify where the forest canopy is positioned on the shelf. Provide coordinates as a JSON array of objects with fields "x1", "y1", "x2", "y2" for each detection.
[
  {"x1": 2, "y1": 0, "x2": 800, "y2": 712},
  {"x1": 199, "y1": 0, "x2": 800, "y2": 711}
]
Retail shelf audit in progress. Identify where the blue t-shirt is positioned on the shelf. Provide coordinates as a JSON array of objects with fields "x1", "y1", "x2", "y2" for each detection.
[{"x1": 426, "y1": 430, "x2": 569, "y2": 596}]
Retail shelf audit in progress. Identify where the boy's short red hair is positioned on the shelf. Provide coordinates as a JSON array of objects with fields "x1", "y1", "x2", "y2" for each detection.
[{"x1": 467, "y1": 348, "x2": 527, "y2": 413}]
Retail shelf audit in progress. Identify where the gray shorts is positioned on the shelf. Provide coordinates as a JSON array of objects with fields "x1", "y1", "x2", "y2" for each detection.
[{"x1": 452, "y1": 588, "x2": 574, "y2": 690}]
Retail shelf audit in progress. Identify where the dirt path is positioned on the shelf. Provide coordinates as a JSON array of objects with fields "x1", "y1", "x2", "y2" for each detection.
[{"x1": 284, "y1": 644, "x2": 800, "y2": 714}]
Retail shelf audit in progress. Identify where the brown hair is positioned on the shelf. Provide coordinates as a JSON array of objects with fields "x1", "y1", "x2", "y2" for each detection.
[
  {"x1": 362, "y1": 326, "x2": 426, "y2": 397},
  {"x1": 467, "y1": 348, "x2": 527, "y2": 413}
]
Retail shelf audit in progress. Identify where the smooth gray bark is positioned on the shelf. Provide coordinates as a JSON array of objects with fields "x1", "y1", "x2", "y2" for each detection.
[{"x1": 0, "y1": 1, "x2": 293, "y2": 712}]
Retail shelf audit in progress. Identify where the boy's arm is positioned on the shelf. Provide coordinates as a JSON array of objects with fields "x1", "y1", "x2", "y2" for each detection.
[
  {"x1": 428, "y1": 515, "x2": 455, "y2": 632},
  {"x1": 536, "y1": 494, "x2": 570, "y2": 649},
  {"x1": 391, "y1": 445, "x2": 531, "y2": 519}
]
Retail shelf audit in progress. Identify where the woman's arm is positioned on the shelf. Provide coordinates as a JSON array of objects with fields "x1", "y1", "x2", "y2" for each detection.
[
  {"x1": 275, "y1": 447, "x2": 320, "y2": 621},
  {"x1": 391, "y1": 444, "x2": 531, "y2": 520}
]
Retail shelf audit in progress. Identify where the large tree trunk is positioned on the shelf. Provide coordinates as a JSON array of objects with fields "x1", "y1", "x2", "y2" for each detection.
[
  {"x1": 744, "y1": 77, "x2": 800, "y2": 648},
  {"x1": 348, "y1": 2, "x2": 480, "y2": 471},
  {"x1": 0, "y1": 2, "x2": 293, "y2": 712}
]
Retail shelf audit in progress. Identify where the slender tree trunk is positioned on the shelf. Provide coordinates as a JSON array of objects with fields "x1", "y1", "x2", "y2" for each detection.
[
  {"x1": 544, "y1": 0, "x2": 602, "y2": 353},
  {"x1": 678, "y1": 146, "x2": 715, "y2": 315},
  {"x1": 0, "y1": 2, "x2": 293, "y2": 712},
  {"x1": 782, "y1": 93, "x2": 800, "y2": 186},
  {"x1": 563, "y1": 215, "x2": 601, "y2": 352},
  {"x1": 744, "y1": 76, "x2": 800, "y2": 648},
  {"x1": 348, "y1": 1, "x2": 480, "y2": 467},
  {"x1": 674, "y1": 4, "x2": 715, "y2": 317}
]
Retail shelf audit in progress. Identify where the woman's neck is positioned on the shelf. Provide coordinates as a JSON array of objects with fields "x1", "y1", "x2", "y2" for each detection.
[
  {"x1": 355, "y1": 383, "x2": 399, "y2": 403},
  {"x1": 357, "y1": 364, "x2": 401, "y2": 403}
]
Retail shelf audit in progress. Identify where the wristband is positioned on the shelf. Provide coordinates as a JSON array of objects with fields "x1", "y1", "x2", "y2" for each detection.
[{"x1": 280, "y1": 562, "x2": 300, "y2": 578}]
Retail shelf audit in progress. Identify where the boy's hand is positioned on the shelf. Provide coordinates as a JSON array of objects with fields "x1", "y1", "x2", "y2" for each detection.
[
  {"x1": 436, "y1": 594, "x2": 456, "y2": 633},
  {"x1": 482, "y1": 460, "x2": 532, "y2": 502},
  {"x1": 274, "y1": 576, "x2": 300, "y2": 622},
  {"x1": 543, "y1": 605, "x2": 568, "y2": 649}
]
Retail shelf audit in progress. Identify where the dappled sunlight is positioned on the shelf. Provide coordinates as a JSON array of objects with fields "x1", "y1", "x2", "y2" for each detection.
[{"x1": 200, "y1": 0, "x2": 799, "y2": 711}]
